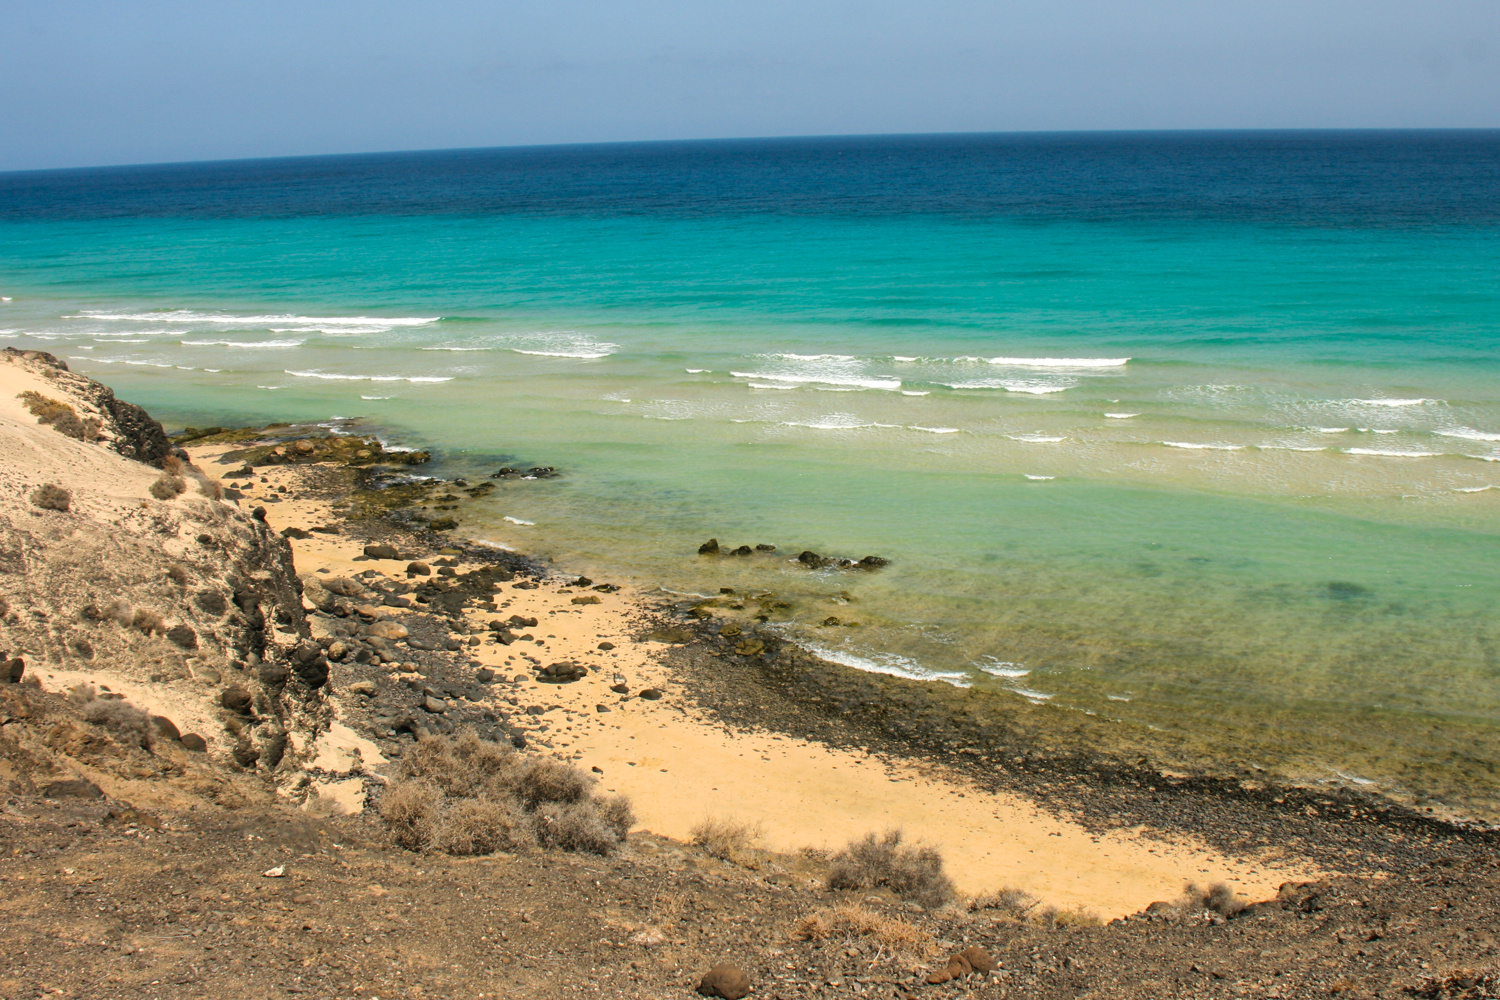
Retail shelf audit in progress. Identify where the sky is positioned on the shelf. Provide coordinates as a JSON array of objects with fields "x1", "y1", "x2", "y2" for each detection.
[{"x1": 2, "y1": 0, "x2": 1499, "y2": 172}]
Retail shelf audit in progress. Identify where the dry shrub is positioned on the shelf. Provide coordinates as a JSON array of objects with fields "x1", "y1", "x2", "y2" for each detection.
[
  {"x1": 828, "y1": 829, "x2": 955, "y2": 909},
  {"x1": 199, "y1": 478, "x2": 224, "y2": 500},
  {"x1": 1179, "y1": 881, "x2": 1249, "y2": 918},
  {"x1": 131, "y1": 609, "x2": 165, "y2": 635},
  {"x1": 106, "y1": 600, "x2": 134, "y2": 627},
  {"x1": 1033, "y1": 904, "x2": 1104, "y2": 928},
  {"x1": 377, "y1": 730, "x2": 632, "y2": 857},
  {"x1": 17, "y1": 391, "x2": 100, "y2": 442},
  {"x1": 150, "y1": 474, "x2": 186, "y2": 500},
  {"x1": 71, "y1": 686, "x2": 154, "y2": 750},
  {"x1": 30, "y1": 483, "x2": 71, "y2": 512},
  {"x1": 691, "y1": 816, "x2": 763, "y2": 864},
  {"x1": 969, "y1": 886, "x2": 1039, "y2": 920},
  {"x1": 160, "y1": 454, "x2": 183, "y2": 475},
  {"x1": 792, "y1": 903, "x2": 934, "y2": 962},
  {"x1": 1412, "y1": 967, "x2": 1500, "y2": 999}
]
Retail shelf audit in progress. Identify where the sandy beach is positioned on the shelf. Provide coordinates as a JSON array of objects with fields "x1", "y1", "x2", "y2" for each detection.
[{"x1": 177, "y1": 435, "x2": 1318, "y2": 920}]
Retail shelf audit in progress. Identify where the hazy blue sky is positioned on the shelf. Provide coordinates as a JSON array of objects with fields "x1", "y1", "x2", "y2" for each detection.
[{"x1": 3, "y1": 0, "x2": 1498, "y2": 171}]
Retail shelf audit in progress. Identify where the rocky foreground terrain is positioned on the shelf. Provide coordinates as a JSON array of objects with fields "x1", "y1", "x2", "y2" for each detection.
[{"x1": 3, "y1": 347, "x2": 1500, "y2": 1000}]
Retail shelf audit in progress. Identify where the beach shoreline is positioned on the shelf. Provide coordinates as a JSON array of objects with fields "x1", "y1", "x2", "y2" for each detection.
[{"x1": 170, "y1": 418, "x2": 1489, "y2": 919}]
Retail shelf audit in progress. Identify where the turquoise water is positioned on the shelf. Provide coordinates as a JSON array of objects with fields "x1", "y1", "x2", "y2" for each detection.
[{"x1": 2, "y1": 133, "x2": 1498, "y2": 814}]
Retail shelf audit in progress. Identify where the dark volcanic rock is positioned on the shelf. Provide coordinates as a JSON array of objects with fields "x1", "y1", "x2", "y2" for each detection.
[
  {"x1": 363, "y1": 543, "x2": 400, "y2": 560},
  {"x1": 165, "y1": 624, "x2": 198, "y2": 649},
  {"x1": 698, "y1": 538, "x2": 720, "y2": 555}
]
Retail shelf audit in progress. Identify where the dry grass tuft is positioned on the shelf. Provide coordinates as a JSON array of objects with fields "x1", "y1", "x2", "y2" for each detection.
[
  {"x1": 377, "y1": 730, "x2": 633, "y2": 857},
  {"x1": 69, "y1": 685, "x2": 154, "y2": 750},
  {"x1": 1033, "y1": 904, "x2": 1105, "y2": 928},
  {"x1": 691, "y1": 816, "x2": 764, "y2": 865},
  {"x1": 792, "y1": 903, "x2": 934, "y2": 962},
  {"x1": 149, "y1": 474, "x2": 187, "y2": 500},
  {"x1": 160, "y1": 454, "x2": 183, "y2": 475},
  {"x1": 130, "y1": 609, "x2": 165, "y2": 635},
  {"x1": 18, "y1": 391, "x2": 99, "y2": 441},
  {"x1": 828, "y1": 829, "x2": 955, "y2": 909},
  {"x1": 199, "y1": 478, "x2": 224, "y2": 500},
  {"x1": 1179, "y1": 881, "x2": 1249, "y2": 918},
  {"x1": 1412, "y1": 967, "x2": 1500, "y2": 999},
  {"x1": 968, "y1": 886, "x2": 1040, "y2": 920},
  {"x1": 30, "y1": 483, "x2": 71, "y2": 512}
]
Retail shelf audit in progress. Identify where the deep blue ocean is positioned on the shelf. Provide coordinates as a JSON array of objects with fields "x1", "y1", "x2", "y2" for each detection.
[{"x1": 2, "y1": 131, "x2": 1498, "y2": 815}]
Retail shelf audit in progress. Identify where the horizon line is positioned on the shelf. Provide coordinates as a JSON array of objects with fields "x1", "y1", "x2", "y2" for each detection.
[{"x1": 5, "y1": 126, "x2": 1500, "y2": 179}]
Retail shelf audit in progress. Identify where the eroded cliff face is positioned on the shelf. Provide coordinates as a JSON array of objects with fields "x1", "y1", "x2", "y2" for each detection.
[{"x1": 0, "y1": 348, "x2": 331, "y2": 799}]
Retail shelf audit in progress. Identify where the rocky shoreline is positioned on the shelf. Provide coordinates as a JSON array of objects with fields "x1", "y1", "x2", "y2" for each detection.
[{"x1": 5, "y1": 349, "x2": 1500, "y2": 1000}]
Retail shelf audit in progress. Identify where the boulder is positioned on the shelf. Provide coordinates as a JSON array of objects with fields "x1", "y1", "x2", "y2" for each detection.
[
  {"x1": 367, "y1": 621, "x2": 409, "y2": 641},
  {"x1": 858, "y1": 555, "x2": 890, "y2": 569},
  {"x1": 638, "y1": 688, "x2": 664, "y2": 701},
  {"x1": 322, "y1": 576, "x2": 365, "y2": 597},
  {"x1": 729, "y1": 545, "x2": 753, "y2": 556},
  {"x1": 3, "y1": 655, "x2": 24, "y2": 684},
  {"x1": 570, "y1": 595, "x2": 601, "y2": 605},
  {"x1": 697, "y1": 963, "x2": 751, "y2": 1000},
  {"x1": 406, "y1": 561, "x2": 431, "y2": 576},
  {"x1": 165, "y1": 624, "x2": 198, "y2": 649},
  {"x1": 423, "y1": 696, "x2": 448, "y2": 714},
  {"x1": 363, "y1": 543, "x2": 400, "y2": 560},
  {"x1": 151, "y1": 715, "x2": 182, "y2": 742},
  {"x1": 180, "y1": 733, "x2": 208, "y2": 752},
  {"x1": 698, "y1": 538, "x2": 720, "y2": 555},
  {"x1": 220, "y1": 686, "x2": 254, "y2": 715},
  {"x1": 539, "y1": 661, "x2": 587, "y2": 684},
  {"x1": 597, "y1": 641, "x2": 615, "y2": 650}
]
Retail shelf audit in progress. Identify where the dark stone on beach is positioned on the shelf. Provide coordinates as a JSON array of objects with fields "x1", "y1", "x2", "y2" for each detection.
[
  {"x1": 510, "y1": 733, "x2": 528, "y2": 748},
  {"x1": 232, "y1": 739, "x2": 261, "y2": 769},
  {"x1": 406, "y1": 561, "x2": 431, "y2": 576},
  {"x1": 252, "y1": 506, "x2": 267, "y2": 521},
  {"x1": 382, "y1": 594, "x2": 412, "y2": 608},
  {"x1": 698, "y1": 538, "x2": 720, "y2": 555},
  {"x1": 797, "y1": 550, "x2": 828, "y2": 568},
  {"x1": 475, "y1": 668, "x2": 495, "y2": 682},
  {"x1": 574, "y1": 576, "x2": 593, "y2": 587},
  {"x1": 596, "y1": 704, "x2": 611, "y2": 713},
  {"x1": 259, "y1": 660, "x2": 289, "y2": 688},
  {"x1": 152, "y1": 716, "x2": 182, "y2": 742},
  {"x1": 539, "y1": 661, "x2": 587, "y2": 683},
  {"x1": 3, "y1": 656, "x2": 24, "y2": 684},
  {"x1": 430, "y1": 517, "x2": 458, "y2": 531},
  {"x1": 730, "y1": 545, "x2": 753, "y2": 556},
  {"x1": 364, "y1": 543, "x2": 400, "y2": 560},
  {"x1": 280, "y1": 526, "x2": 313, "y2": 539},
  {"x1": 610, "y1": 683, "x2": 630, "y2": 695},
  {"x1": 638, "y1": 688, "x2": 664, "y2": 701},
  {"x1": 508, "y1": 615, "x2": 539, "y2": 628},
  {"x1": 597, "y1": 641, "x2": 615, "y2": 650},
  {"x1": 697, "y1": 963, "x2": 751, "y2": 1000},
  {"x1": 180, "y1": 733, "x2": 208, "y2": 752},
  {"x1": 858, "y1": 555, "x2": 890, "y2": 569},
  {"x1": 525, "y1": 705, "x2": 546, "y2": 716},
  {"x1": 165, "y1": 624, "x2": 198, "y2": 649},
  {"x1": 41, "y1": 779, "x2": 104, "y2": 800},
  {"x1": 220, "y1": 686, "x2": 254, "y2": 715},
  {"x1": 822, "y1": 616, "x2": 842, "y2": 626},
  {"x1": 423, "y1": 696, "x2": 449, "y2": 714},
  {"x1": 755, "y1": 543, "x2": 777, "y2": 552}
]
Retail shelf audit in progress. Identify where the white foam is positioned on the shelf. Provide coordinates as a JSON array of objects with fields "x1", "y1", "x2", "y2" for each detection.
[
  {"x1": 475, "y1": 538, "x2": 517, "y2": 552},
  {"x1": 945, "y1": 379, "x2": 1074, "y2": 394},
  {"x1": 747, "y1": 382, "x2": 797, "y2": 390},
  {"x1": 900, "y1": 390, "x2": 930, "y2": 396},
  {"x1": 977, "y1": 658, "x2": 1029, "y2": 678},
  {"x1": 1344, "y1": 447, "x2": 1440, "y2": 458},
  {"x1": 780, "y1": 415, "x2": 874, "y2": 431},
  {"x1": 511, "y1": 348, "x2": 614, "y2": 359},
  {"x1": 286, "y1": 370, "x2": 453, "y2": 383},
  {"x1": 1163, "y1": 441, "x2": 1245, "y2": 451},
  {"x1": 892, "y1": 355, "x2": 919, "y2": 362},
  {"x1": 1106, "y1": 694, "x2": 1133, "y2": 702},
  {"x1": 909, "y1": 425, "x2": 960, "y2": 434},
  {"x1": 1355, "y1": 398, "x2": 1434, "y2": 407},
  {"x1": 1104, "y1": 412, "x2": 1139, "y2": 419},
  {"x1": 1317, "y1": 427, "x2": 1350, "y2": 433},
  {"x1": 732, "y1": 371, "x2": 902, "y2": 391},
  {"x1": 686, "y1": 368, "x2": 710, "y2": 374},
  {"x1": 360, "y1": 395, "x2": 393, "y2": 400},
  {"x1": 1454, "y1": 485, "x2": 1495, "y2": 493},
  {"x1": 1024, "y1": 474, "x2": 1056, "y2": 480},
  {"x1": 1373, "y1": 428, "x2": 1400, "y2": 434},
  {"x1": 1008, "y1": 686, "x2": 1054, "y2": 703},
  {"x1": 256, "y1": 385, "x2": 284, "y2": 390},
  {"x1": 800, "y1": 641, "x2": 971, "y2": 688},
  {"x1": 503, "y1": 516, "x2": 535, "y2": 526},
  {"x1": 1261, "y1": 444, "x2": 1328, "y2": 452},
  {"x1": 180, "y1": 339, "x2": 303, "y2": 349},
  {"x1": 986, "y1": 356, "x2": 1129, "y2": 368},
  {"x1": 1438, "y1": 427, "x2": 1500, "y2": 443},
  {"x1": 766, "y1": 353, "x2": 857, "y2": 362},
  {"x1": 1008, "y1": 434, "x2": 1065, "y2": 443},
  {"x1": 74, "y1": 309, "x2": 439, "y2": 329}
]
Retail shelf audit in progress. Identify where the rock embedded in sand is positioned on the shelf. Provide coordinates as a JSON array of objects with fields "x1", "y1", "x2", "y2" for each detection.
[
  {"x1": 180, "y1": 733, "x2": 208, "y2": 752},
  {"x1": 151, "y1": 715, "x2": 182, "y2": 742},
  {"x1": 406, "y1": 561, "x2": 431, "y2": 576},
  {"x1": 165, "y1": 624, "x2": 198, "y2": 649},
  {"x1": 3, "y1": 655, "x2": 24, "y2": 683},
  {"x1": 638, "y1": 688, "x2": 664, "y2": 701},
  {"x1": 363, "y1": 543, "x2": 400, "y2": 560},
  {"x1": 571, "y1": 595, "x2": 601, "y2": 605},
  {"x1": 322, "y1": 576, "x2": 365, "y2": 597},
  {"x1": 367, "y1": 621, "x2": 409, "y2": 641},
  {"x1": 220, "y1": 686, "x2": 254, "y2": 715},
  {"x1": 696, "y1": 963, "x2": 751, "y2": 1000}
]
